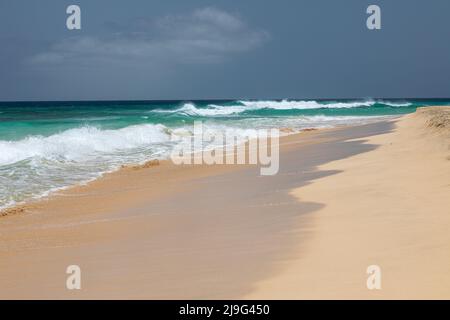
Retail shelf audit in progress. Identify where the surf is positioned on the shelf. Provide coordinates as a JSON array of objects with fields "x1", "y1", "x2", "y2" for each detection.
[{"x1": 152, "y1": 99, "x2": 414, "y2": 117}]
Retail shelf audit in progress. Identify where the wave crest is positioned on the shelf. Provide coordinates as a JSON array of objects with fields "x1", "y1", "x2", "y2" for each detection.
[
  {"x1": 0, "y1": 124, "x2": 171, "y2": 166},
  {"x1": 153, "y1": 100, "x2": 412, "y2": 117}
]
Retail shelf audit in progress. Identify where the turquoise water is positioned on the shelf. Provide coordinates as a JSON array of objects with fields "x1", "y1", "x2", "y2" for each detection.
[{"x1": 0, "y1": 99, "x2": 448, "y2": 209}]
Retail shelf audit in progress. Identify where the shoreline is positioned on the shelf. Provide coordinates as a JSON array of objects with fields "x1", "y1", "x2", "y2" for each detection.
[
  {"x1": 0, "y1": 114, "x2": 399, "y2": 217},
  {"x1": 0, "y1": 124, "x2": 346, "y2": 218},
  {"x1": 0, "y1": 108, "x2": 448, "y2": 299}
]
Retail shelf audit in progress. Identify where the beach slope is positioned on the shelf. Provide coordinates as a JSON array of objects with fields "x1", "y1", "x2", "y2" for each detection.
[
  {"x1": 0, "y1": 107, "x2": 449, "y2": 299},
  {"x1": 247, "y1": 107, "x2": 450, "y2": 299}
]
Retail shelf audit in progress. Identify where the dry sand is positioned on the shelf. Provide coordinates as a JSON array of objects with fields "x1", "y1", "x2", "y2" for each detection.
[
  {"x1": 246, "y1": 107, "x2": 450, "y2": 299},
  {"x1": 0, "y1": 107, "x2": 449, "y2": 299}
]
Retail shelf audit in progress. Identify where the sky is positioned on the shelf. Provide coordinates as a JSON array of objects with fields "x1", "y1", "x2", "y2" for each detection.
[{"x1": 1, "y1": 0, "x2": 449, "y2": 101}]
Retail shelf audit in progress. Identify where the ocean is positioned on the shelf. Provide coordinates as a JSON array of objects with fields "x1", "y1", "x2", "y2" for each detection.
[{"x1": 0, "y1": 99, "x2": 448, "y2": 209}]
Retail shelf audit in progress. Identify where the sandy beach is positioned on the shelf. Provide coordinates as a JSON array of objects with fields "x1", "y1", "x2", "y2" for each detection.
[{"x1": 0, "y1": 107, "x2": 449, "y2": 299}]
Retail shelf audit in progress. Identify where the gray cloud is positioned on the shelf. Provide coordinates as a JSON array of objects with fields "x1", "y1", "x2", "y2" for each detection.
[
  {"x1": 29, "y1": 7, "x2": 269, "y2": 66},
  {"x1": 3, "y1": 0, "x2": 449, "y2": 101}
]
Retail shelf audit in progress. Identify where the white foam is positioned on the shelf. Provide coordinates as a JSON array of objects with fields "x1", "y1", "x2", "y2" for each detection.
[
  {"x1": 239, "y1": 100, "x2": 412, "y2": 109},
  {"x1": 0, "y1": 113, "x2": 396, "y2": 210},
  {"x1": 238, "y1": 100, "x2": 374, "y2": 109},
  {"x1": 153, "y1": 100, "x2": 412, "y2": 117},
  {"x1": 154, "y1": 103, "x2": 246, "y2": 116},
  {"x1": 0, "y1": 124, "x2": 171, "y2": 166}
]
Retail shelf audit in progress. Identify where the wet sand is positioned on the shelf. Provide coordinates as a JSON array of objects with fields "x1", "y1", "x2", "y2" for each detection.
[{"x1": 1, "y1": 107, "x2": 449, "y2": 299}]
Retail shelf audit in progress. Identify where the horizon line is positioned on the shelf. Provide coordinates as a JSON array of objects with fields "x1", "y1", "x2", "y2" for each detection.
[{"x1": 1, "y1": 97, "x2": 450, "y2": 104}]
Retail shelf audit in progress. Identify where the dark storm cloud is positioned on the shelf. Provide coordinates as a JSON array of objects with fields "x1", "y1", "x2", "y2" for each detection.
[
  {"x1": 1, "y1": 0, "x2": 450, "y2": 100},
  {"x1": 29, "y1": 7, "x2": 269, "y2": 66}
]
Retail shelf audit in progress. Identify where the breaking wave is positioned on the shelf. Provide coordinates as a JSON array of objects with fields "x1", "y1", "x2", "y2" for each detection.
[
  {"x1": 0, "y1": 124, "x2": 171, "y2": 166},
  {"x1": 0, "y1": 98, "x2": 418, "y2": 210},
  {"x1": 153, "y1": 100, "x2": 413, "y2": 117}
]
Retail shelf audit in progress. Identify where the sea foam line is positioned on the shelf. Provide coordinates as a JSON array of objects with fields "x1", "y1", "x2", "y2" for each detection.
[
  {"x1": 0, "y1": 114, "x2": 395, "y2": 211},
  {"x1": 152, "y1": 100, "x2": 412, "y2": 116}
]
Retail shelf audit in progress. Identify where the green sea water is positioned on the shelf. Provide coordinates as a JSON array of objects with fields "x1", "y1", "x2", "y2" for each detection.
[{"x1": 0, "y1": 99, "x2": 448, "y2": 209}]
